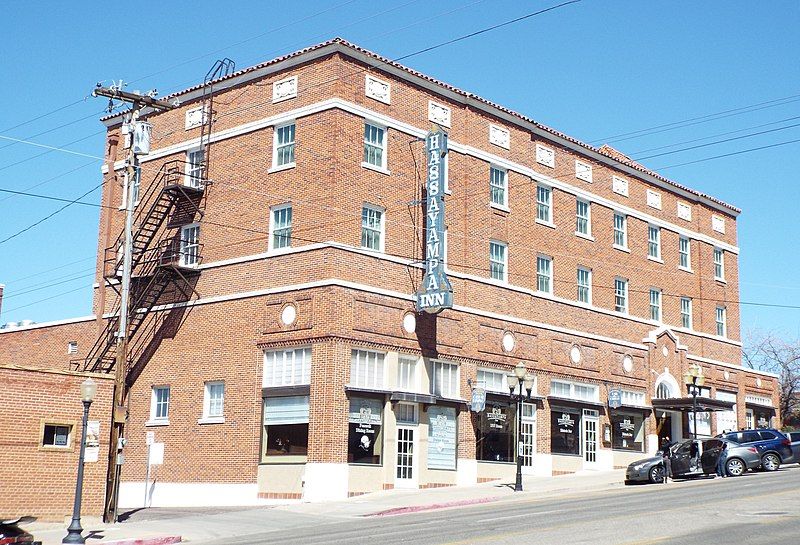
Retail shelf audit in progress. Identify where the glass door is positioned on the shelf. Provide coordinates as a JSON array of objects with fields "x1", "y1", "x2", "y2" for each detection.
[
  {"x1": 582, "y1": 409, "x2": 599, "y2": 468},
  {"x1": 520, "y1": 402, "x2": 536, "y2": 474},
  {"x1": 395, "y1": 403, "x2": 418, "y2": 488}
]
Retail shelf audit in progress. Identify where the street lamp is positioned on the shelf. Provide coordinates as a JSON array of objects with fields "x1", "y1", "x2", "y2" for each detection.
[
  {"x1": 63, "y1": 378, "x2": 97, "y2": 544},
  {"x1": 506, "y1": 362, "x2": 534, "y2": 492},
  {"x1": 682, "y1": 363, "x2": 705, "y2": 440}
]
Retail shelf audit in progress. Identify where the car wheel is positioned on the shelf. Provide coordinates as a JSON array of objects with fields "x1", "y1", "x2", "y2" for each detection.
[
  {"x1": 649, "y1": 465, "x2": 665, "y2": 484},
  {"x1": 726, "y1": 457, "x2": 745, "y2": 477},
  {"x1": 761, "y1": 453, "x2": 780, "y2": 472}
]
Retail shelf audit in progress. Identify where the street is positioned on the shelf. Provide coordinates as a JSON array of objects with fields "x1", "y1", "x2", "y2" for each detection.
[{"x1": 205, "y1": 468, "x2": 800, "y2": 545}]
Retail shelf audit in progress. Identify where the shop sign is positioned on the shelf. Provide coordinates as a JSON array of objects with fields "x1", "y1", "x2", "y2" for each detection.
[
  {"x1": 416, "y1": 129, "x2": 453, "y2": 314},
  {"x1": 557, "y1": 412, "x2": 576, "y2": 434},
  {"x1": 487, "y1": 405, "x2": 509, "y2": 430},
  {"x1": 470, "y1": 386, "x2": 486, "y2": 412},
  {"x1": 608, "y1": 389, "x2": 622, "y2": 409},
  {"x1": 427, "y1": 406, "x2": 456, "y2": 469},
  {"x1": 618, "y1": 417, "x2": 635, "y2": 439}
]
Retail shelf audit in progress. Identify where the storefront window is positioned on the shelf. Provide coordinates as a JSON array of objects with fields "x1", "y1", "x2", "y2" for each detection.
[
  {"x1": 348, "y1": 397, "x2": 383, "y2": 464},
  {"x1": 428, "y1": 406, "x2": 457, "y2": 469},
  {"x1": 610, "y1": 412, "x2": 644, "y2": 451},
  {"x1": 550, "y1": 408, "x2": 581, "y2": 455},
  {"x1": 262, "y1": 395, "x2": 309, "y2": 460},
  {"x1": 476, "y1": 400, "x2": 515, "y2": 462},
  {"x1": 688, "y1": 411, "x2": 711, "y2": 437}
]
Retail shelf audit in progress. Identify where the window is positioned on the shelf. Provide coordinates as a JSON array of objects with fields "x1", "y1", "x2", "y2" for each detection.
[
  {"x1": 361, "y1": 204, "x2": 384, "y2": 251},
  {"x1": 350, "y1": 349, "x2": 385, "y2": 389},
  {"x1": 536, "y1": 255, "x2": 552, "y2": 294},
  {"x1": 489, "y1": 241, "x2": 507, "y2": 282},
  {"x1": 477, "y1": 368, "x2": 508, "y2": 393},
  {"x1": 716, "y1": 306, "x2": 727, "y2": 337},
  {"x1": 363, "y1": 123, "x2": 386, "y2": 169},
  {"x1": 67, "y1": 341, "x2": 78, "y2": 355},
  {"x1": 614, "y1": 278, "x2": 628, "y2": 313},
  {"x1": 348, "y1": 397, "x2": 383, "y2": 464},
  {"x1": 613, "y1": 213, "x2": 627, "y2": 248},
  {"x1": 679, "y1": 237, "x2": 691, "y2": 269},
  {"x1": 186, "y1": 149, "x2": 204, "y2": 188},
  {"x1": 577, "y1": 267, "x2": 591, "y2": 304},
  {"x1": 536, "y1": 185, "x2": 552, "y2": 223},
  {"x1": 269, "y1": 204, "x2": 292, "y2": 250},
  {"x1": 262, "y1": 395, "x2": 309, "y2": 460},
  {"x1": 575, "y1": 199, "x2": 590, "y2": 236},
  {"x1": 432, "y1": 360, "x2": 459, "y2": 398},
  {"x1": 649, "y1": 288, "x2": 662, "y2": 322},
  {"x1": 273, "y1": 123, "x2": 296, "y2": 167},
  {"x1": 428, "y1": 405, "x2": 457, "y2": 469},
  {"x1": 397, "y1": 356, "x2": 418, "y2": 391},
  {"x1": 489, "y1": 166, "x2": 507, "y2": 207},
  {"x1": 395, "y1": 402, "x2": 418, "y2": 424},
  {"x1": 180, "y1": 224, "x2": 200, "y2": 266},
  {"x1": 203, "y1": 381, "x2": 224, "y2": 420},
  {"x1": 263, "y1": 347, "x2": 311, "y2": 387},
  {"x1": 476, "y1": 400, "x2": 516, "y2": 462},
  {"x1": 610, "y1": 412, "x2": 644, "y2": 452},
  {"x1": 131, "y1": 166, "x2": 142, "y2": 205},
  {"x1": 150, "y1": 386, "x2": 170, "y2": 422},
  {"x1": 648, "y1": 226, "x2": 661, "y2": 259},
  {"x1": 550, "y1": 380, "x2": 598, "y2": 402},
  {"x1": 714, "y1": 248, "x2": 725, "y2": 280},
  {"x1": 551, "y1": 408, "x2": 581, "y2": 455},
  {"x1": 680, "y1": 297, "x2": 693, "y2": 329},
  {"x1": 621, "y1": 390, "x2": 646, "y2": 406},
  {"x1": 42, "y1": 424, "x2": 72, "y2": 448}
]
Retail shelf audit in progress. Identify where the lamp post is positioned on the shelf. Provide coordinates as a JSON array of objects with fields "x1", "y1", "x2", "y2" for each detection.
[
  {"x1": 682, "y1": 363, "x2": 705, "y2": 441},
  {"x1": 63, "y1": 378, "x2": 97, "y2": 544},
  {"x1": 506, "y1": 362, "x2": 534, "y2": 492}
]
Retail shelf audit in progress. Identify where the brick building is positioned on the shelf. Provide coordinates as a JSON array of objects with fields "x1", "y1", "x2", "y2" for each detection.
[{"x1": 0, "y1": 38, "x2": 780, "y2": 511}]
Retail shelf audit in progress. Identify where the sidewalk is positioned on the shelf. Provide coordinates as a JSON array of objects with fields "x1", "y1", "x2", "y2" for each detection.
[{"x1": 27, "y1": 470, "x2": 626, "y2": 545}]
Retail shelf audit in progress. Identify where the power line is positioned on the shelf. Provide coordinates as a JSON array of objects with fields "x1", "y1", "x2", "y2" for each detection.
[
  {"x1": 0, "y1": 98, "x2": 88, "y2": 135},
  {"x1": 654, "y1": 137, "x2": 800, "y2": 171},
  {"x1": 3, "y1": 256, "x2": 96, "y2": 285}
]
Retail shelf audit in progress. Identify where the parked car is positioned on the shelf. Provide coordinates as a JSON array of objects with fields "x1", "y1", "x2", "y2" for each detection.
[
  {"x1": 716, "y1": 428, "x2": 793, "y2": 471},
  {"x1": 625, "y1": 438, "x2": 760, "y2": 484},
  {"x1": 787, "y1": 431, "x2": 800, "y2": 463}
]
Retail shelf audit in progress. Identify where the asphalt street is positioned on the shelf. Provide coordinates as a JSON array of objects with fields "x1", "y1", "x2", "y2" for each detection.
[{"x1": 205, "y1": 467, "x2": 800, "y2": 545}]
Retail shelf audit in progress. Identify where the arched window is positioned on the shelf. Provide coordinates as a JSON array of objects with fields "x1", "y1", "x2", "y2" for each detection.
[{"x1": 656, "y1": 383, "x2": 672, "y2": 399}]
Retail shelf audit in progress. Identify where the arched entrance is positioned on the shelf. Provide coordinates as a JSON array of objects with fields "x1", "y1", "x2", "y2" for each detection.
[{"x1": 654, "y1": 371, "x2": 682, "y2": 446}]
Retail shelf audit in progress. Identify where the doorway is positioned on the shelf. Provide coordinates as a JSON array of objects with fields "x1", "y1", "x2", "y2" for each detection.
[
  {"x1": 520, "y1": 402, "x2": 536, "y2": 474},
  {"x1": 582, "y1": 409, "x2": 599, "y2": 468},
  {"x1": 394, "y1": 402, "x2": 418, "y2": 488}
]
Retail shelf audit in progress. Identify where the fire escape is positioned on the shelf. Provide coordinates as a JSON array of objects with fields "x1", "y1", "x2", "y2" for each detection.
[{"x1": 72, "y1": 58, "x2": 235, "y2": 376}]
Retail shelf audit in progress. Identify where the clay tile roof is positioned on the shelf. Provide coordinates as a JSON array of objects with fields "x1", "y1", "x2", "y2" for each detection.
[{"x1": 101, "y1": 37, "x2": 740, "y2": 214}]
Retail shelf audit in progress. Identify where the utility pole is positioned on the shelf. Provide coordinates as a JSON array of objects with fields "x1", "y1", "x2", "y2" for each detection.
[{"x1": 92, "y1": 83, "x2": 175, "y2": 522}]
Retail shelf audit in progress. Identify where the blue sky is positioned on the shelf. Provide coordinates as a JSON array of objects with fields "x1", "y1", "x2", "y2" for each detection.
[{"x1": 1, "y1": 0, "x2": 798, "y2": 341}]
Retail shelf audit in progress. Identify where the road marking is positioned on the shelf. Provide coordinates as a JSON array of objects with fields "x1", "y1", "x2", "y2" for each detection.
[{"x1": 475, "y1": 510, "x2": 559, "y2": 523}]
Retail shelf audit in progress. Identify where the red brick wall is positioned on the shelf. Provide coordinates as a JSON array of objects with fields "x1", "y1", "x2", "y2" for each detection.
[{"x1": 0, "y1": 367, "x2": 113, "y2": 520}]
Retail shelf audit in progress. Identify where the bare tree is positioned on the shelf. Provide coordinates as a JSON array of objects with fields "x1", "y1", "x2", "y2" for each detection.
[{"x1": 743, "y1": 331, "x2": 800, "y2": 426}]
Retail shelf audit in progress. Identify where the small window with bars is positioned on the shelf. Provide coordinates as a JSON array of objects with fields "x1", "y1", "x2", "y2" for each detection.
[
  {"x1": 489, "y1": 166, "x2": 507, "y2": 207},
  {"x1": 714, "y1": 248, "x2": 725, "y2": 280},
  {"x1": 151, "y1": 386, "x2": 170, "y2": 421},
  {"x1": 204, "y1": 381, "x2": 224, "y2": 419},
  {"x1": 361, "y1": 204, "x2": 384, "y2": 251},
  {"x1": 679, "y1": 237, "x2": 691, "y2": 269},
  {"x1": 536, "y1": 185, "x2": 552, "y2": 223},
  {"x1": 186, "y1": 149, "x2": 204, "y2": 188},
  {"x1": 489, "y1": 241, "x2": 507, "y2": 282},
  {"x1": 536, "y1": 255, "x2": 552, "y2": 294},
  {"x1": 716, "y1": 306, "x2": 727, "y2": 337},
  {"x1": 577, "y1": 267, "x2": 591, "y2": 304},
  {"x1": 681, "y1": 297, "x2": 693, "y2": 329},
  {"x1": 270, "y1": 204, "x2": 292, "y2": 250},
  {"x1": 613, "y1": 213, "x2": 627, "y2": 248},
  {"x1": 649, "y1": 289, "x2": 662, "y2": 322},
  {"x1": 648, "y1": 226, "x2": 661, "y2": 259},
  {"x1": 576, "y1": 199, "x2": 590, "y2": 236},
  {"x1": 274, "y1": 123, "x2": 296, "y2": 167},
  {"x1": 363, "y1": 123, "x2": 386, "y2": 168},
  {"x1": 615, "y1": 278, "x2": 628, "y2": 313}
]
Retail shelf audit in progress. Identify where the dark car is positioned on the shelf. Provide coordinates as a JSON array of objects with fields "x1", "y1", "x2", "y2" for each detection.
[
  {"x1": 0, "y1": 517, "x2": 40, "y2": 545},
  {"x1": 625, "y1": 438, "x2": 760, "y2": 484},
  {"x1": 787, "y1": 431, "x2": 800, "y2": 463},
  {"x1": 716, "y1": 428, "x2": 793, "y2": 471}
]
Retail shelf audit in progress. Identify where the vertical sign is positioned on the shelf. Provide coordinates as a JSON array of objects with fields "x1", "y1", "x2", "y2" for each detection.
[{"x1": 417, "y1": 129, "x2": 453, "y2": 313}]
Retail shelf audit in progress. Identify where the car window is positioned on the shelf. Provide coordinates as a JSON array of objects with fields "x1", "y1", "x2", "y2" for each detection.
[
  {"x1": 758, "y1": 431, "x2": 777, "y2": 440},
  {"x1": 790, "y1": 432, "x2": 800, "y2": 442},
  {"x1": 674, "y1": 442, "x2": 691, "y2": 455},
  {"x1": 722, "y1": 432, "x2": 742, "y2": 443},
  {"x1": 703, "y1": 439, "x2": 721, "y2": 449},
  {"x1": 741, "y1": 431, "x2": 761, "y2": 443}
]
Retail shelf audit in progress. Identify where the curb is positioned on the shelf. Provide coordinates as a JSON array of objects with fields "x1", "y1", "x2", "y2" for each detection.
[
  {"x1": 367, "y1": 496, "x2": 500, "y2": 517},
  {"x1": 103, "y1": 536, "x2": 182, "y2": 545}
]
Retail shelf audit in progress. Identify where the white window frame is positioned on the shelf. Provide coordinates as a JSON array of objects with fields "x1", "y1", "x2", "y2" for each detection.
[
  {"x1": 350, "y1": 349, "x2": 386, "y2": 389},
  {"x1": 148, "y1": 385, "x2": 171, "y2": 425},
  {"x1": 613, "y1": 213, "x2": 628, "y2": 250},
  {"x1": 489, "y1": 240, "x2": 508, "y2": 282},
  {"x1": 614, "y1": 277, "x2": 628, "y2": 314},
  {"x1": 648, "y1": 225, "x2": 661, "y2": 261},
  {"x1": 679, "y1": 236, "x2": 691, "y2": 271},
  {"x1": 269, "y1": 203, "x2": 293, "y2": 251},
  {"x1": 263, "y1": 347, "x2": 312, "y2": 387},
  {"x1": 577, "y1": 267, "x2": 591, "y2": 304},
  {"x1": 362, "y1": 122, "x2": 388, "y2": 172},
  {"x1": 681, "y1": 297, "x2": 693, "y2": 329},
  {"x1": 361, "y1": 203, "x2": 385, "y2": 252},
  {"x1": 716, "y1": 306, "x2": 727, "y2": 337},
  {"x1": 67, "y1": 341, "x2": 78, "y2": 355},
  {"x1": 200, "y1": 381, "x2": 225, "y2": 423},
  {"x1": 649, "y1": 288, "x2": 662, "y2": 322},
  {"x1": 714, "y1": 248, "x2": 725, "y2": 281},
  {"x1": 575, "y1": 199, "x2": 591, "y2": 238},
  {"x1": 477, "y1": 368, "x2": 509, "y2": 394},
  {"x1": 432, "y1": 360, "x2": 460, "y2": 399},
  {"x1": 271, "y1": 122, "x2": 296, "y2": 170},
  {"x1": 489, "y1": 165, "x2": 508, "y2": 209},
  {"x1": 397, "y1": 356, "x2": 420, "y2": 392},
  {"x1": 550, "y1": 379, "x2": 599, "y2": 402},
  {"x1": 536, "y1": 185, "x2": 552, "y2": 225},
  {"x1": 180, "y1": 223, "x2": 200, "y2": 267},
  {"x1": 185, "y1": 148, "x2": 204, "y2": 189},
  {"x1": 536, "y1": 254, "x2": 553, "y2": 294}
]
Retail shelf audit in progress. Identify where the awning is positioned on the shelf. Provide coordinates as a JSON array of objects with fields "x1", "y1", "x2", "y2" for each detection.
[
  {"x1": 547, "y1": 395, "x2": 606, "y2": 408},
  {"x1": 616, "y1": 403, "x2": 653, "y2": 412},
  {"x1": 652, "y1": 397, "x2": 734, "y2": 412},
  {"x1": 745, "y1": 401, "x2": 776, "y2": 414},
  {"x1": 390, "y1": 391, "x2": 437, "y2": 404}
]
